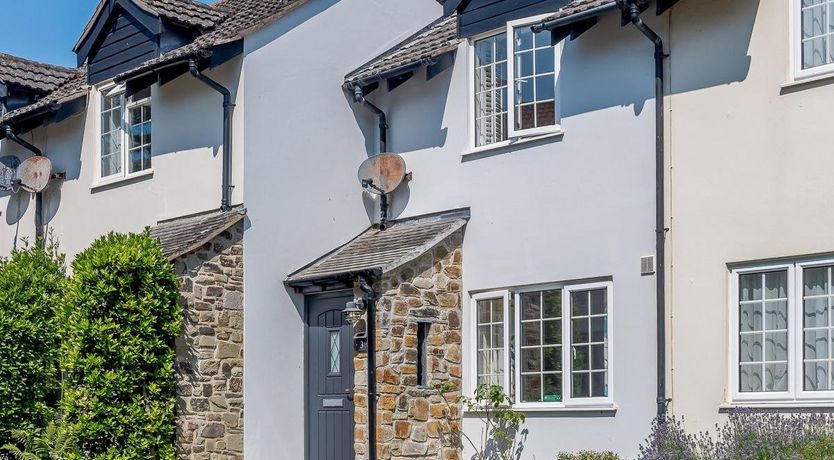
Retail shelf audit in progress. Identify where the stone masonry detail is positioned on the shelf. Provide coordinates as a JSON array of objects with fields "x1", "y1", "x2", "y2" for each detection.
[
  {"x1": 354, "y1": 229, "x2": 464, "y2": 460},
  {"x1": 173, "y1": 222, "x2": 244, "y2": 459}
]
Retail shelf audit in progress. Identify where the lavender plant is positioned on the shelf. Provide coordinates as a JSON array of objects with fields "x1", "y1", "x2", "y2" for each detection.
[{"x1": 639, "y1": 410, "x2": 834, "y2": 460}]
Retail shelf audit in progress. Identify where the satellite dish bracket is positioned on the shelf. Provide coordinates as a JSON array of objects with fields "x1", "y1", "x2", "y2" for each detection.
[{"x1": 361, "y1": 178, "x2": 390, "y2": 229}]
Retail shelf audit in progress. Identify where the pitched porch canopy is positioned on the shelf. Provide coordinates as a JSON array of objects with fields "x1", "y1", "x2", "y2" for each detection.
[
  {"x1": 150, "y1": 205, "x2": 246, "y2": 260},
  {"x1": 286, "y1": 208, "x2": 470, "y2": 292}
]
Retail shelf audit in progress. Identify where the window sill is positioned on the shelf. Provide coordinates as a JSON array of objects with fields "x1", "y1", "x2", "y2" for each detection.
[
  {"x1": 462, "y1": 129, "x2": 565, "y2": 157},
  {"x1": 781, "y1": 71, "x2": 834, "y2": 91},
  {"x1": 721, "y1": 401, "x2": 834, "y2": 410},
  {"x1": 91, "y1": 169, "x2": 154, "y2": 191},
  {"x1": 464, "y1": 404, "x2": 617, "y2": 415}
]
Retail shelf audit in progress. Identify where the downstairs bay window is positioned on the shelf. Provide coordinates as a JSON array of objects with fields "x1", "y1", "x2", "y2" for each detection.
[
  {"x1": 471, "y1": 281, "x2": 613, "y2": 409},
  {"x1": 730, "y1": 258, "x2": 834, "y2": 404},
  {"x1": 472, "y1": 16, "x2": 562, "y2": 148}
]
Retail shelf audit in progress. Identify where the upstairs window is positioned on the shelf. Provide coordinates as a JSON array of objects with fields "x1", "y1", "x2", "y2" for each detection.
[
  {"x1": 473, "y1": 17, "x2": 561, "y2": 148},
  {"x1": 99, "y1": 86, "x2": 152, "y2": 181},
  {"x1": 794, "y1": 0, "x2": 834, "y2": 79}
]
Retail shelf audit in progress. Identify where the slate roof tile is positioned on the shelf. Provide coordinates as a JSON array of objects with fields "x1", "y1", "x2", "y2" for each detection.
[
  {"x1": 344, "y1": 13, "x2": 461, "y2": 86},
  {"x1": 0, "y1": 53, "x2": 81, "y2": 93},
  {"x1": 150, "y1": 206, "x2": 246, "y2": 259},
  {"x1": 138, "y1": 0, "x2": 225, "y2": 28},
  {"x1": 0, "y1": 68, "x2": 88, "y2": 124},
  {"x1": 286, "y1": 208, "x2": 470, "y2": 285},
  {"x1": 115, "y1": 0, "x2": 308, "y2": 80},
  {"x1": 345, "y1": 0, "x2": 617, "y2": 86}
]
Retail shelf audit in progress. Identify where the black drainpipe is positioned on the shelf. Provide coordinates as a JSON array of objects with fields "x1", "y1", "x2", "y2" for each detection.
[
  {"x1": 358, "y1": 276, "x2": 377, "y2": 460},
  {"x1": 189, "y1": 60, "x2": 234, "y2": 211},
  {"x1": 616, "y1": 0, "x2": 669, "y2": 418},
  {"x1": 352, "y1": 85, "x2": 387, "y2": 154},
  {"x1": 3, "y1": 125, "x2": 45, "y2": 246}
]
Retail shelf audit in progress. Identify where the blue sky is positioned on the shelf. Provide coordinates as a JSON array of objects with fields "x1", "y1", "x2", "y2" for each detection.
[{"x1": 0, "y1": 0, "x2": 213, "y2": 68}]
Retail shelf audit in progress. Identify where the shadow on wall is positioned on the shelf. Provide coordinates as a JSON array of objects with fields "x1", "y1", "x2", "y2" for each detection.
[
  {"x1": 346, "y1": 66, "x2": 453, "y2": 156},
  {"x1": 667, "y1": 0, "x2": 758, "y2": 96},
  {"x1": 344, "y1": 0, "x2": 757, "y2": 157}
]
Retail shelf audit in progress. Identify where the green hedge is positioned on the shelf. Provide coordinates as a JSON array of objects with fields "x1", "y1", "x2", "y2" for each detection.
[
  {"x1": 0, "y1": 244, "x2": 65, "y2": 445},
  {"x1": 60, "y1": 232, "x2": 181, "y2": 459}
]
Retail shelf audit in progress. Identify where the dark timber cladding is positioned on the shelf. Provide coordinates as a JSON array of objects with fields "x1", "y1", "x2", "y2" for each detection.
[
  {"x1": 87, "y1": 9, "x2": 160, "y2": 84},
  {"x1": 452, "y1": 0, "x2": 575, "y2": 37}
]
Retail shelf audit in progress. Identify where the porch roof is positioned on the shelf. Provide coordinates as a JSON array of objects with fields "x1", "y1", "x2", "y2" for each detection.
[
  {"x1": 286, "y1": 208, "x2": 469, "y2": 287},
  {"x1": 150, "y1": 205, "x2": 246, "y2": 260}
]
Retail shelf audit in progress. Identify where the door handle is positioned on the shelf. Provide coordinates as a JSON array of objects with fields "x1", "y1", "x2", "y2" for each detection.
[{"x1": 345, "y1": 388, "x2": 354, "y2": 401}]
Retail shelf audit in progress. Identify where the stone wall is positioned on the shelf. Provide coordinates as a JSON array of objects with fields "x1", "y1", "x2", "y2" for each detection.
[
  {"x1": 354, "y1": 230, "x2": 464, "y2": 460},
  {"x1": 173, "y1": 223, "x2": 244, "y2": 459}
]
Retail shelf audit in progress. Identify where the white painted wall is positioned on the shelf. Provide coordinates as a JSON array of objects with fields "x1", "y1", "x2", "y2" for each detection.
[
  {"x1": 244, "y1": 3, "x2": 664, "y2": 457},
  {"x1": 0, "y1": 58, "x2": 244, "y2": 259},
  {"x1": 668, "y1": 0, "x2": 834, "y2": 434}
]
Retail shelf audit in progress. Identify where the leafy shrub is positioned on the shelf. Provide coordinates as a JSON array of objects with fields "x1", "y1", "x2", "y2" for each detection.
[
  {"x1": 458, "y1": 384, "x2": 527, "y2": 460},
  {"x1": 0, "y1": 243, "x2": 65, "y2": 445},
  {"x1": 639, "y1": 410, "x2": 834, "y2": 460},
  {"x1": 60, "y1": 232, "x2": 181, "y2": 459},
  {"x1": 557, "y1": 451, "x2": 622, "y2": 460}
]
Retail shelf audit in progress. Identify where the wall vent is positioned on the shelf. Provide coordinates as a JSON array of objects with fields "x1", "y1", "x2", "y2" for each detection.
[{"x1": 641, "y1": 255, "x2": 656, "y2": 276}]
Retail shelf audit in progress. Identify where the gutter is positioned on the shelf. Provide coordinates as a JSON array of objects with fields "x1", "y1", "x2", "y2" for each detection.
[
  {"x1": 530, "y1": 2, "x2": 618, "y2": 33},
  {"x1": 2, "y1": 124, "x2": 45, "y2": 245},
  {"x1": 615, "y1": 0, "x2": 669, "y2": 418}
]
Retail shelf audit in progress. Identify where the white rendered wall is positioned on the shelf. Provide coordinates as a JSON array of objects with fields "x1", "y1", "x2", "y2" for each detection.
[{"x1": 0, "y1": 58, "x2": 244, "y2": 259}]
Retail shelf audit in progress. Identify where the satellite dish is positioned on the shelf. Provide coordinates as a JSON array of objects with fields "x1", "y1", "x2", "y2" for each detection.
[
  {"x1": 0, "y1": 155, "x2": 20, "y2": 191},
  {"x1": 357, "y1": 153, "x2": 406, "y2": 195},
  {"x1": 17, "y1": 156, "x2": 52, "y2": 193}
]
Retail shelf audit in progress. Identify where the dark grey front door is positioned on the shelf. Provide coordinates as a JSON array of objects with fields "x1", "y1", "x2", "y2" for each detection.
[{"x1": 306, "y1": 294, "x2": 355, "y2": 460}]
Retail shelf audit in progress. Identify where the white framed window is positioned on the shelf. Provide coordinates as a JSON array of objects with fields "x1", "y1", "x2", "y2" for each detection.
[
  {"x1": 470, "y1": 281, "x2": 613, "y2": 410},
  {"x1": 471, "y1": 291, "x2": 511, "y2": 394},
  {"x1": 97, "y1": 85, "x2": 152, "y2": 182},
  {"x1": 729, "y1": 257, "x2": 834, "y2": 404},
  {"x1": 471, "y1": 15, "x2": 562, "y2": 148},
  {"x1": 792, "y1": 0, "x2": 834, "y2": 80}
]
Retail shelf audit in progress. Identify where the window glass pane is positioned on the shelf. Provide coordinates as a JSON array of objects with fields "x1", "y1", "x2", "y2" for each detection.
[
  {"x1": 474, "y1": 34, "x2": 509, "y2": 146},
  {"x1": 476, "y1": 297, "x2": 506, "y2": 391},
  {"x1": 521, "y1": 374, "x2": 541, "y2": 402},
  {"x1": 543, "y1": 374, "x2": 562, "y2": 402},
  {"x1": 570, "y1": 287, "x2": 609, "y2": 399},
  {"x1": 127, "y1": 102, "x2": 152, "y2": 174},
  {"x1": 738, "y1": 270, "x2": 789, "y2": 393},
  {"x1": 543, "y1": 290, "x2": 561, "y2": 318},
  {"x1": 512, "y1": 25, "x2": 557, "y2": 131},
  {"x1": 740, "y1": 273, "x2": 762, "y2": 301},
  {"x1": 543, "y1": 346, "x2": 561, "y2": 371},
  {"x1": 522, "y1": 322, "x2": 541, "y2": 346},
  {"x1": 801, "y1": 2, "x2": 834, "y2": 69},
  {"x1": 329, "y1": 331, "x2": 340, "y2": 374},
  {"x1": 765, "y1": 363, "x2": 788, "y2": 392},
  {"x1": 802, "y1": 266, "x2": 834, "y2": 391},
  {"x1": 519, "y1": 288, "x2": 569, "y2": 403}
]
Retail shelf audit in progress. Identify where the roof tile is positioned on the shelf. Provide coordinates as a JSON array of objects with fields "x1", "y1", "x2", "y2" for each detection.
[{"x1": 0, "y1": 53, "x2": 81, "y2": 93}]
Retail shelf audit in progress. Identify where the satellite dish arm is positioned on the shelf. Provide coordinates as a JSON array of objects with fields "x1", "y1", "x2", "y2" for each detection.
[{"x1": 2, "y1": 124, "x2": 45, "y2": 247}]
